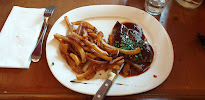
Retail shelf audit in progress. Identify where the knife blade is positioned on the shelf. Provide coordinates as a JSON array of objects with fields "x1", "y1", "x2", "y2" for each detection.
[{"x1": 92, "y1": 64, "x2": 124, "y2": 100}]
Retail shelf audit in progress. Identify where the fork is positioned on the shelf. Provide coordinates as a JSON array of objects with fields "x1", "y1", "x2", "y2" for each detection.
[{"x1": 31, "y1": 6, "x2": 56, "y2": 62}]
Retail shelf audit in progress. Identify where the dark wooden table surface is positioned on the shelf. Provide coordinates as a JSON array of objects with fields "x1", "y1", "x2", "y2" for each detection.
[{"x1": 0, "y1": 0, "x2": 205, "y2": 99}]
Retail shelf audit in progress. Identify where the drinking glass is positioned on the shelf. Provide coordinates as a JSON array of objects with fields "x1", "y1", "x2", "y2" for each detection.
[
  {"x1": 145, "y1": 0, "x2": 170, "y2": 15},
  {"x1": 176, "y1": 0, "x2": 203, "y2": 9}
]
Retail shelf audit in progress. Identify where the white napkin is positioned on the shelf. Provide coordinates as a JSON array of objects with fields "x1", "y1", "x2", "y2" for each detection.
[{"x1": 0, "y1": 6, "x2": 45, "y2": 68}]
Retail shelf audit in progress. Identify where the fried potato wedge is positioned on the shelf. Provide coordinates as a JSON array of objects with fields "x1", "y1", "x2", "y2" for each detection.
[
  {"x1": 67, "y1": 35, "x2": 85, "y2": 46},
  {"x1": 70, "y1": 53, "x2": 81, "y2": 66},
  {"x1": 83, "y1": 46, "x2": 94, "y2": 53},
  {"x1": 101, "y1": 40, "x2": 141, "y2": 55},
  {"x1": 86, "y1": 56, "x2": 108, "y2": 65},
  {"x1": 85, "y1": 40, "x2": 108, "y2": 55},
  {"x1": 76, "y1": 62, "x2": 95, "y2": 80},
  {"x1": 106, "y1": 65, "x2": 121, "y2": 70},
  {"x1": 76, "y1": 68, "x2": 95, "y2": 80},
  {"x1": 71, "y1": 21, "x2": 97, "y2": 32},
  {"x1": 113, "y1": 59, "x2": 124, "y2": 65},
  {"x1": 108, "y1": 34, "x2": 114, "y2": 45},
  {"x1": 88, "y1": 32, "x2": 97, "y2": 38},
  {"x1": 110, "y1": 56, "x2": 124, "y2": 64},
  {"x1": 93, "y1": 50, "x2": 112, "y2": 61},
  {"x1": 85, "y1": 52, "x2": 97, "y2": 59},
  {"x1": 122, "y1": 63, "x2": 130, "y2": 76},
  {"x1": 85, "y1": 71, "x2": 96, "y2": 80},
  {"x1": 97, "y1": 31, "x2": 103, "y2": 46}
]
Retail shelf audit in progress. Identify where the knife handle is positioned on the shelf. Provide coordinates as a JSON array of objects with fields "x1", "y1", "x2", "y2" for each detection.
[{"x1": 92, "y1": 79, "x2": 112, "y2": 100}]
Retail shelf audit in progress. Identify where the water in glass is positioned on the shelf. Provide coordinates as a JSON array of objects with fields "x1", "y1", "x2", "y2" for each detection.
[{"x1": 145, "y1": 0, "x2": 169, "y2": 15}]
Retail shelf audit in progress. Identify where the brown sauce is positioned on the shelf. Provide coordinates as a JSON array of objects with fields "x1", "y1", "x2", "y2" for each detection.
[
  {"x1": 70, "y1": 80, "x2": 90, "y2": 84},
  {"x1": 153, "y1": 75, "x2": 157, "y2": 78},
  {"x1": 112, "y1": 21, "x2": 154, "y2": 77}
]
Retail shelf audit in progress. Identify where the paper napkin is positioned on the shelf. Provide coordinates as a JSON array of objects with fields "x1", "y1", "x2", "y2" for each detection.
[{"x1": 0, "y1": 6, "x2": 45, "y2": 68}]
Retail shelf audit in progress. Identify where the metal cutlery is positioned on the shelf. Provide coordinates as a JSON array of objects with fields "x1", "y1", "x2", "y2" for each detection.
[
  {"x1": 92, "y1": 64, "x2": 124, "y2": 100},
  {"x1": 31, "y1": 6, "x2": 56, "y2": 62}
]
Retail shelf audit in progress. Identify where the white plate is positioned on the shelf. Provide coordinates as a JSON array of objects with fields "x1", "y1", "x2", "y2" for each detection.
[{"x1": 46, "y1": 5, "x2": 174, "y2": 96}]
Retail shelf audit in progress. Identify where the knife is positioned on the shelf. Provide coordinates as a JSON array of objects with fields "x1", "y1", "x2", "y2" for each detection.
[{"x1": 92, "y1": 64, "x2": 124, "y2": 100}]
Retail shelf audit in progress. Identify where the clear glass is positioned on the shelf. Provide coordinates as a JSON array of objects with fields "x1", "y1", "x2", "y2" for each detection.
[
  {"x1": 145, "y1": 0, "x2": 170, "y2": 15},
  {"x1": 176, "y1": 0, "x2": 203, "y2": 9}
]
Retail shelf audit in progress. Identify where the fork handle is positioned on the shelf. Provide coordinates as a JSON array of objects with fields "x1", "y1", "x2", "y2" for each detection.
[{"x1": 31, "y1": 17, "x2": 48, "y2": 60}]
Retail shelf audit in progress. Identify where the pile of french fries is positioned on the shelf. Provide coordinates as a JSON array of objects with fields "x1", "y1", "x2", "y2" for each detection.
[{"x1": 54, "y1": 16, "x2": 142, "y2": 80}]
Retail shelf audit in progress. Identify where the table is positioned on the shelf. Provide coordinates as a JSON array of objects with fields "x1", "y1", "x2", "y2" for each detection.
[{"x1": 0, "y1": 0, "x2": 205, "y2": 99}]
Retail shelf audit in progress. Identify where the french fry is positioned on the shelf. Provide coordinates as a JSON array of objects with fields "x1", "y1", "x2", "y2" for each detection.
[
  {"x1": 113, "y1": 59, "x2": 124, "y2": 65},
  {"x1": 87, "y1": 62, "x2": 95, "y2": 70},
  {"x1": 119, "y1": 47, "x2": 141, "y2": 55},
  {"x1": 88, "y1": 35, "x2": 95, "y2": 43},
  {"x1": 106, "y1": 65, "x2": 120, "y2": 70},
  {"x1": 68, "y1": 58, "x2": 84, "y2": 74},
  {"x1": 76, "y1": 63, "x2": 95, "y2": 80},
  {"x1": 122, "y1": 63, "x2": 130, "y2": 76},
  {"x1": 83, "y1": 46, "x2": 94, "y2": 53},
  {"x1": 85, "y1": 29, "x2": 94, "y2": 33},
  {"x1": 76, "y1": 68, "x2": 95, "y2": 80},
  {"x1": 67, "y1": 35, "x2": 85, "y2": 46},
  {"x1": 66, "y1": 43, "x2": 78, "y2": 55},
  {"x1": 64, "y1": 16, "x2": 74, "y2": 34},
  {"x1": 97, "y1": 31, "x2": 103, "y2": 46},
  {"x1": 94, "y1": 64, "x2": 105, "y2": 71},
  {"x1": 82, "y1": 28, "x2": 88, "y2": 39},
  {"x1": 85, "y1": 40, "x2": 108, "y2": 55},
  {"x1": 98, "y1": 31, "x2": 104, "y2": 37},
  {"x1": 85, "y1": 52, "x2": 97, "y2": 59},
  {"x1": 78, "y1": 63, "x2": 86, "y2": 69},
  {"x1": 85, "y1": 71, "x2": 96, "y2": 80},
  {"x1": 54, "y1": 33, "x2": 63, "y2": 42},
  {"x1": 100, "y1": 46, "x2": 119, "y2": 54},
  {"x1": 59, "y1": 42, "x2": 68, "y2": 55},
  {"x1": 93, "y1": 50, "x2": 112, "y2": 61},
  {"x1": 101, "y1": 40, "x2": 141, "y2": 55},
  {"x1": 86, "y1": 56, "x2": 108, "y2": 65},
  {"x1": 108, "y1": 34, "x2": 114, "y2": 45},
  {"x1": 110, "y1": 56, "x2": 124, "y2": 64},
  {"x1": 72, "y1": 43, "x2": 86, "y2": 63},
  {"x1": 88, "y1": 32, "x2": 97, "y2": 38},
  {"x1": 70, "y1": 53, "x2": 81, "y2": 66},
  {"x1": 71, "y1": 30, "x2": 85, "y2": 41},
  {"x1": 125, "y1": 59, "x2": 142, "y2": 71},
  {"x1": 71, "y1": 21, "x2": 97, "y2": 32},
  {"x1": 101, "y1": 39, "x2": 120, "y2": 49},
  {"x1": 76, "y1": 22, "x2": 83, "y2": 35},
  {"x1": 54, "y1": 33, "x2": 69, "y2": 42}
]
